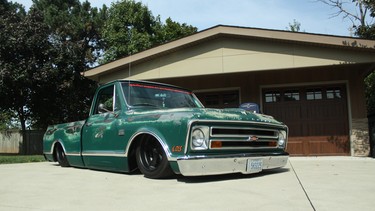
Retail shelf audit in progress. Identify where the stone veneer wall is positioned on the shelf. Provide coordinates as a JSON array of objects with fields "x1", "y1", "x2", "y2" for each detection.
[{"x1": 351, "y1": 118, "x2": 370, "y2": 156}]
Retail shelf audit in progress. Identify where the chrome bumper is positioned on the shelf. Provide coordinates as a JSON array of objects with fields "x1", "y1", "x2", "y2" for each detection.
[{"x1": 176, "y1": 154, "x2": 288, "y2": 176}]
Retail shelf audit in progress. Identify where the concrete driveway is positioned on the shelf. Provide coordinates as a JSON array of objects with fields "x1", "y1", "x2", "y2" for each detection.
[{"x1": 0, "y1": 157, "x2": 374, "y2": 211}]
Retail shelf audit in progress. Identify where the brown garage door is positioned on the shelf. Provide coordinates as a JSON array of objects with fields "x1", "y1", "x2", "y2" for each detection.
[{"x1": 263, "y1": 84, "x2": 350, "y2": 156}]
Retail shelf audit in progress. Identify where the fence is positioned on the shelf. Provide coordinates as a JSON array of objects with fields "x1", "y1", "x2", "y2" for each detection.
[{"x1": 0, "y1": 130, "x2": 44, "y2": 155}]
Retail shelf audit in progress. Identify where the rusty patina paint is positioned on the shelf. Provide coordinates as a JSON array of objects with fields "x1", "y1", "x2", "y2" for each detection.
[{"x1": 43, "y1": 80, "x2": 288, "y2": 176}]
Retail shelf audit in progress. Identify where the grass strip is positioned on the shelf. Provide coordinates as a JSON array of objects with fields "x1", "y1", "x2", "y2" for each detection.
[{"x1": 0, "y1": 155, "x2": 46, "y2": 164}]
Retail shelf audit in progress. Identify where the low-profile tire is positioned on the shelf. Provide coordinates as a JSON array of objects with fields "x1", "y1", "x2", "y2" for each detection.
[
  {"x1": 136, "y1": 138, "x2": 174, "y2": 179},
  {"x1": 55, "y1": 144, "x2": 70, "y2": 167}
]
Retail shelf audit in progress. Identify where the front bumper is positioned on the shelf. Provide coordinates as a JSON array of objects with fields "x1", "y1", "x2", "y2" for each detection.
[{"x1": 176, "y1": 153, "x2": 289, "y2": 176}]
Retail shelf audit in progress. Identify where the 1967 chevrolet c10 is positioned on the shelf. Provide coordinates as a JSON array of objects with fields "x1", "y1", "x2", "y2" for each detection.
[{"x1": 43, "y1": 80, "x2": 289, "y2": 179}]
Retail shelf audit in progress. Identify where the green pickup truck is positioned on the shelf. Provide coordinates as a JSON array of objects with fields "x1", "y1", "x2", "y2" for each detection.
[{"x1": 43, "y1": 80, "x2": 289, "y2": 179}]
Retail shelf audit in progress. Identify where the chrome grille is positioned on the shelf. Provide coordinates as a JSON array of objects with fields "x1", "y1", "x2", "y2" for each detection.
[{"x1": 209, "y1": 126, "x2": 279, "y2": 149}]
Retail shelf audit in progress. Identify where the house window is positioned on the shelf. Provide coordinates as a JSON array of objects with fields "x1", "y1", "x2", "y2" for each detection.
[
  {"x1": 195, "y1": 90, "x2": 239, "y2": 108},
  {"x1": 265, "y1": 92, "x2": 281, "y2": 103},
  {"x1": 306, "y1": 89, "x2": 322, "y2": 100},
  {"x1": 223, "y1": 93, "x2": 239, "y2": 106},
  {"x1": 284, "y1": 90, "x2": 300, "y2": 101},
  {"x1": 327, "y1": 88, "x2": 342, "y2": 99},
  {"x1": 205, "y1": 95, "x2": 219, "y2": 106}
]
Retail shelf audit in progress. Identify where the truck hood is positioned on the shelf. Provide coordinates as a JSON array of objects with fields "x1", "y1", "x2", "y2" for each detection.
[{"x1": 127, "y1": 107, "x2": 284, "y2": 126}]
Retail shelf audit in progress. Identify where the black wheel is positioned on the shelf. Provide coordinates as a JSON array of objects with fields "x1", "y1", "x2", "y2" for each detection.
[
  {"x1": 55, "y1": 144, "x2": 70, "y2": 167},
  {"x1": 136, "y1": 138, "x2": 174, "y2": 179}
]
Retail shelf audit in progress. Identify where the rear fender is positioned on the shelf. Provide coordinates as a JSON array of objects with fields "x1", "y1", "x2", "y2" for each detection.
[{"x1": 49, "y1": 140, "x2": 67, "y2": 161}]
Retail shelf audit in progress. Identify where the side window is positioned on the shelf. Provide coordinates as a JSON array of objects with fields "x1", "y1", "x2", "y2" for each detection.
[{"x1": 94, "y1": 85, "x2": 114, "y2": 114}]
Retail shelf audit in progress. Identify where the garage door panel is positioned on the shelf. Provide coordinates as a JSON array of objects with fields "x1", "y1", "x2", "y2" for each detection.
[
  {"x1": 286, "y1": 122, "x2": 303, "y2": 136},
  {"x1": 283, "y1": 104, "x2": 301, "y2": 119},
  {"x1": 288, "y1": 136, "x2": 350, "y2": 156},
  {"x1": 287, "y1": 139, "x2": 305, "y2": 156},
  {"x1": 263, "y1": 84, "x2": 349, "y2": 156},
  {"x1": 301, "y1": 121, "x2": 347, "y2": 136}
]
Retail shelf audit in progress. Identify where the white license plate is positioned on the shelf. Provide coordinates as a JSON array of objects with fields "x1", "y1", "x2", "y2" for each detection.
[{"x1": 247, "y1": 159, "x2": 263, "y2": 173}]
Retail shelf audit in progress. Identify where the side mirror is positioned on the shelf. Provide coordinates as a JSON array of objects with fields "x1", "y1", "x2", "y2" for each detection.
[{"x1": 98, "y1": 103, "x2": 110, "y2": 113}]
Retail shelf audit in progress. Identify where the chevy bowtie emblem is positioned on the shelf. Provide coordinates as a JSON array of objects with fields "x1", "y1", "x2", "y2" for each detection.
[{"x1": 249, "y1": 136, "x2": 258, "y2": 141}]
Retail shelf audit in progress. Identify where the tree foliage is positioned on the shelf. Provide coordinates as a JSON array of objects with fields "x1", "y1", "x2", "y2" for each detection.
[
  {"x1": 319, "y1": 0, "x2": 375, "y2": 114},
  {"x1": 287, "y1": 19, "x2": 302, "y2": 32},
  {"x1": 101, "y1": 0, "x2": 197, "y2": 63},
  {"x1": 0, "y1": 0, "x2": 103, "y2": 130},
  {"x1": 0, "y1": 109, "x2": 17, "y2": 130},
  {"x1": 318, "y1": 0, "x2": 375, "y2": 37},
  {"x1": 0, "y1": 1, "x2": 52, "y2": 131},
  {"x1": 354, "y1": 0, "x2": 375, "y2": 39},
  {"x1": 156, "y1": 17, "x2": 198, "y2": 43},
  {"x1": 30, "y1": 0, "x2": 105, "y2": 127},
  {"x1": 0, "y1": 0, "x2": 198, "y2": 130},
  {"x1": 365, "y1": 73, "x2": 375, "y2": 115}
]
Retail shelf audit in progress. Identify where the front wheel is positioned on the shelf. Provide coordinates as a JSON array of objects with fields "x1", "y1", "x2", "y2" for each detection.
[
  {"x1": 136, "y1": 138, "x2": 174, "y2": 179},
  {"x1": 55, "y1": 144, "x2": 70, "y2": 167}
]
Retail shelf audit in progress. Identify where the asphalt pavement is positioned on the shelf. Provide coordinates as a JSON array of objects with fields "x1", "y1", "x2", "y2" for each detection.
[{"x1": 0, "y1": 156, "x2": 374, "y2": 211}]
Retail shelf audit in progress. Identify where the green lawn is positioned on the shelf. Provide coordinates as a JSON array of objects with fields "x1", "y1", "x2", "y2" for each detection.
[{"x1": 0, "y1": 155, "x2": 46, "y2": 164}]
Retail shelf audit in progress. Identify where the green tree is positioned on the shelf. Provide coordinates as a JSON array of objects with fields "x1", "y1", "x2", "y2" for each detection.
[
  {"x1": 1, "y1": 0, "x2": 106, "y2": 130},
  {"x1": 0, "y1": 110, "x2": 16, "y2": 130},
  {"x1": 319, "y1": 0, "x2": 375, "y2": 114},
  {"x1": 0, "y1": 0, "x2": 52, "y2": 132},
  {"x1": 361, "y1": 1, "x2": 375, "y2": 116},
  {"x1": 287, "y1": 19, "x2": 302, "y2": 32},
  {"x1": 101, "y1": 0, "x2": 197, "y2": 63},
  {"x1": 366, "y1": 74, "x2": 375, "y2": 114},
  {"x1": 354, "y1": 0, "x2": 375, "y2": 39},
  {"x1": 318, "y1": 0, "x2": 374, "y2": 37},
  {"x1": 1, "y1": 0, "x2": 197, "y2": 132},
  {"x1": 102, "y1": 0, "x2": 155, "y2": 61},
  {"x1": 30, "y1": 0, "x2": 106, "y2": 127},
  {"x1": 154, "y1": 17, "x2": 198, "y2": 43}
]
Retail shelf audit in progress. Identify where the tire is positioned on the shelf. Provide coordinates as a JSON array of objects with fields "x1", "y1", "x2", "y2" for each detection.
[
  {"x1": 55, "y1": 144, "x2": 70, "y2": 167},
  {"x1": 136, "y1": 138, "x2": 174, "y2": 179}
]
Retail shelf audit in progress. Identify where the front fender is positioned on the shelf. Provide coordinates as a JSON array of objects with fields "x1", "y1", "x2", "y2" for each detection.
[
  {"x1": 125, "y1": 124, "x2": 189, "y2": 162},
  {"x1": 125, "y1": 129, "x2": 172, "y2": 158}
]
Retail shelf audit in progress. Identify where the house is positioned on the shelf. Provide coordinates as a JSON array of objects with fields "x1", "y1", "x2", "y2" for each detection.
[{"x1": 84, "y1": 25, "x2": 375, "y2": 156}]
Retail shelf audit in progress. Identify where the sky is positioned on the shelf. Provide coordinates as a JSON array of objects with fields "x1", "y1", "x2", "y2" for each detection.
[{"x1": 13, "y1": 0, "x2": 364, "y2": 37}]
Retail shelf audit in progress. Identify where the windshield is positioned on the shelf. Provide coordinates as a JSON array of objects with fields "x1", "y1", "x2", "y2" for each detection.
[{"x1": 121, "y1": 82, "x2": 203, "y2": 109}]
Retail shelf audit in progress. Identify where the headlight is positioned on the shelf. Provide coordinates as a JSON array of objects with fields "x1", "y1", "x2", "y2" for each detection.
[
  {"x1": 192, "y1": 129, "x2": 205, "y2": 147},
  {"x1": 191, "y1": 126, "x2": 209, "y2": 150},
  {"x1": 278, "y1": 130, "x2": 287, "y2": 148}
]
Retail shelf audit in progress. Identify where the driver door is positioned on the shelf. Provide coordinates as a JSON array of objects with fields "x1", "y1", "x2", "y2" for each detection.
[{"x1": 81, "y1": 83, "x2": 125, "y2": 170}]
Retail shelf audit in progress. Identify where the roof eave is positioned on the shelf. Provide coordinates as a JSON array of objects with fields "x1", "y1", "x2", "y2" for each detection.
[{"x1": 83, "y1": 25, "x2": 375, "y2": 79}]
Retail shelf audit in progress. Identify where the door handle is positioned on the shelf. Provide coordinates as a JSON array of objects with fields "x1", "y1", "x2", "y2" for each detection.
[{"x1": 86, "y1": 122, "x2": 93, "y2": 127}]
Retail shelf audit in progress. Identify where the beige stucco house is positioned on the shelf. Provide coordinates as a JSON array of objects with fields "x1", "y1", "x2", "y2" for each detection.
[{"x1": 84, "y1": 25, "x2": 375, "y2": 156}]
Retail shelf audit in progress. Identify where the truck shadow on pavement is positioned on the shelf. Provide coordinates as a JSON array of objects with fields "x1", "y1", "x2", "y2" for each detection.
[
  {"x1": 48, "y1": 163, "x2": 290, "y2": 183},
  {"x1": 176, "y1": 168, "x2": 290, "y2": 183}
]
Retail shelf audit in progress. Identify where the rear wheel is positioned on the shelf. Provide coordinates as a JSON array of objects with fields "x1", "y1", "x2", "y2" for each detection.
[
  {"x1": 55, "y1": 144, "x2": 70, "y2": 167},
  {"x1": 136, "y1": 138, "x2": 174, "y2": 179}
]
